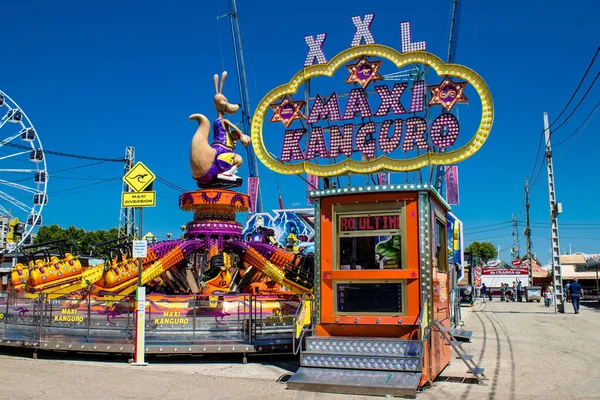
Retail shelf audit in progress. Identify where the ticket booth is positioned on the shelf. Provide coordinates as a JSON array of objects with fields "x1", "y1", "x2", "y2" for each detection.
[{"x1": 288, "y1": 184, "x2": 451, "y2": 397}]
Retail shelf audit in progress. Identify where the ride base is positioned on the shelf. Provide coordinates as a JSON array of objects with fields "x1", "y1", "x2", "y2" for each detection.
[{"x1": 1, "y1": 188, "x2": 309, "y2": 357}]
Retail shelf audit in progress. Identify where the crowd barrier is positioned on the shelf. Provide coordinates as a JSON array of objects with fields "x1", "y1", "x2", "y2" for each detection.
[{"x1": 0, "y1": 291, "x2": 301, "y2": 355}]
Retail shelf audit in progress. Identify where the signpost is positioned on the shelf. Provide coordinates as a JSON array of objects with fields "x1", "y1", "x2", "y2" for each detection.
[{"x1": 122, "y1": 162, "x2": 155, "y2": 367}]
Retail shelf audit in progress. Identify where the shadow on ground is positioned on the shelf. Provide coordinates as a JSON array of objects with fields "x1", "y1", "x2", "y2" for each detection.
[{"x1": 0, "y1": 345, "x2": 300, "y2": 372}]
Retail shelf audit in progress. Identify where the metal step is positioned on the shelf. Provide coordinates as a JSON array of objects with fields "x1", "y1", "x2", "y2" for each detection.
[
  {"x1": 470, "y1": 367, "x2": 485, "y2": 375},
  {"x1": 300, "y1": 353, "x2": 421, "y2": 372},
  {"x1": 450, "y1": 340, "x2": 466, "y2": 346},
  {"x1": 287, "y1": 367, "x2": 422, "y2": 398},
  {"x1": 461, "y1": 354, "x2": 473, "y2": 360},
  {"x1": 450, "y1": 329, "x2": 473, "y2": 342}
]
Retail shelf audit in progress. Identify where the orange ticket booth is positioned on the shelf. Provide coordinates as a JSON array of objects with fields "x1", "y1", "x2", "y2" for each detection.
[{"x1": 288, "y1": 183, "x2": 451, "y2": 397}]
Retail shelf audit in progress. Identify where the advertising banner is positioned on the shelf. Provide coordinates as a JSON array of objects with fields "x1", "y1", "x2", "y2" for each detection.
[
  {"x1": 248, "y1": 177, "x2": 259, "y2": 213},
  {"x1": 482, "y1": 267, "x2": 529, "y2": 275},
  {"x1": 445, "y1": 166, "x2": 459, "y2": 205}
]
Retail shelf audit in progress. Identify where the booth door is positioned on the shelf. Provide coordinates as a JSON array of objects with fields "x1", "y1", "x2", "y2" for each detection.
[{"x1": 431, "y1": 210, "x2": 451, "y2": 378}]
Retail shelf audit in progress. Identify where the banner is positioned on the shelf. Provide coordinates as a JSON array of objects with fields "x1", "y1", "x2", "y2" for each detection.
[
  {"x1": 248, "y1": 177, "x2": 259, "y2": 213},
  {"x1": 307, "y1": 174, "x2": 318, "y2": 205},
  {"x1": 482, "y1": 267, "x2": 529, "y2": 275},
  {"x1": 473, "y1": 265, "x2": 481, "y2": 286},
  {"x1": 445, "y1": 166, "x2": 459, "y2": 205}
]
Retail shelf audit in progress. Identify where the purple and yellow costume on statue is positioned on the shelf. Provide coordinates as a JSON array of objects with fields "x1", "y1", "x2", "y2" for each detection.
[{"x1": 195, "y1": 118, "x2": 236, "y2": 186}]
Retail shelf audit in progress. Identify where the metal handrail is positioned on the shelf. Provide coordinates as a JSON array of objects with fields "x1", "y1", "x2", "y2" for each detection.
[{"x1": 292, "y1": 292, "x2": 313, "y2": 355}]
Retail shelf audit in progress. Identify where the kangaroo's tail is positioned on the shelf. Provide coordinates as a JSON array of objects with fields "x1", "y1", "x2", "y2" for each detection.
[{"x1": 189, "y1": 113, "x2": 210, "y2": 126}]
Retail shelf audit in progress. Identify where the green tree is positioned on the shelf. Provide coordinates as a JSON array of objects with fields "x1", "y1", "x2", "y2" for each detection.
[
  {"x1": 34, "y1": 225, "x2": 120, "y2": 254},
  {"x1": 465, "y1": 241, "x2": 498, "y2": 263}
]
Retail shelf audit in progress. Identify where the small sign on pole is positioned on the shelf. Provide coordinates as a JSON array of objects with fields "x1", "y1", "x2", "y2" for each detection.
[
  {"x1": 132, "y1": 240, "x2": 148, "y2": 258},
  {"x1": 131, "y1": 286, "x2": 148, "y2": 366}
]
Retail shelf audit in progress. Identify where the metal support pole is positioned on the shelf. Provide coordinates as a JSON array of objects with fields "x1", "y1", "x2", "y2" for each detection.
[
  {"x1": 596, "y1": 263, "x2": 600, "y2": 301},
  {"x1": 220, "y1": 0, "x2": 262, "y2": 212},
  {"x1": 119, "y1": 147, "x2": 135, "y2": 237},
  {"x1": 543, "y1": 112, "x2": 564, "y2": 313},
  {"x1": 525, "y1": 179, "x2": 533, "y2": 285},
  {"x1": 137, "y1": 208, "x2": 143, "y2": 288}
]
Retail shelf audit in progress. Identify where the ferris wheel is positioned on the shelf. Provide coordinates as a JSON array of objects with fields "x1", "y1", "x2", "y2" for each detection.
[{"x1": 0, "y1": 90, "x2": 48, "y2": 252}]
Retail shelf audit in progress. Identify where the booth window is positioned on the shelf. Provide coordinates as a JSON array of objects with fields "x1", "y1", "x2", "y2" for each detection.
[
  {"x1": 335, "y1": 281, "x2": 404, "y2": 315},
  {"x1": 435, "y1": 218, "x2": 447, "y2": 272},
  {"x1": 335, "y1": 207, "x2": 405, "y2": 270}
]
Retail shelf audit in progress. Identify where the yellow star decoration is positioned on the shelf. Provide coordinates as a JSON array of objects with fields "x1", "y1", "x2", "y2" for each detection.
[
  {"x1": 428, "y1": 76, "x2": 469, "y2": 112},
  {"x1": 269, "y1": 95, "x2": 306, "y2": 128},
  {"x1": 345, "y1": 56, "x2": 383, "y2": 88}
]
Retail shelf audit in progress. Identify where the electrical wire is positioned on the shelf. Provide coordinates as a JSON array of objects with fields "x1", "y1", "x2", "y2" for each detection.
[
  {"x1": 2, "y1": 142, "x2": 124, "y2": 162},
  {"x1": 3, "y1": 160, "x2": 112, "y2": 185},
  {"x1": 464, "y1": 225, "x2": 513, "y2": 235},
  {"x1": 550, "y1": 70, "x2": 600, "y2": 135},
  {"x1": 548, "y1": 46, "x2": 599, "y2": 129},
  {"x1": 155, "y1": 176, "x2": 187, "y2": 193},
  {"x1": 526, "y1": 47, "x2": 599, "y2": 187},
  {"x1": 554, "y1": 99, "x2": 600, "y2": 147},
  {"x1": 499, "y1": 236, "x2": 524, "y2": 253},
  {"x1": 463, "y1": 221, "x2": 512, "y2": 231}
]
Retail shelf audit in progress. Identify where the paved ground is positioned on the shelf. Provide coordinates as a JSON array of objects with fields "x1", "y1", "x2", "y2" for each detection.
[{"x1": 1, "y1": 299, "x2": 599, "y2": 400}]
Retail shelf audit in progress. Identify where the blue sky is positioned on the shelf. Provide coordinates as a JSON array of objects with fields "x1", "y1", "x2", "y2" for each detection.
[{"x1": 1, "y1": 0, "x2": 599, "y2": 264}]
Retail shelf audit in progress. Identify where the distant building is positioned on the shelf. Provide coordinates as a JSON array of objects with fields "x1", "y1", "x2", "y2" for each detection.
[{"x1": 560, "y1": 253, "x2": 600, "y2": 296}]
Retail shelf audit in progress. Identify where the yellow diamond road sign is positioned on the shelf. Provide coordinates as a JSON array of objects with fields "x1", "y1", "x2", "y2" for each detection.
[{"x1": 124, "y1": 162, "x2": 156, "y2": 192}]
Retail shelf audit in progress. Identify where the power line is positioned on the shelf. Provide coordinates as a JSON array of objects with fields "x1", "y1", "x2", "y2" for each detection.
[
  {"x1": 4, "y1": 160, "x2": 113, "y2": 184},
  {"x1": 527, "y1": 46, "x2": 599, "y2": 187},
  {"x1": 499, "y1": 236, "x2": 524, "y2": 253},
  {"x1": 465, "y1": 225, "x2": 513, "y2": 235},
  {"x1": 553, "y1": 99, "x2": 600, "y2": 147},
  {"x1": 463, "y1": 221, "x2": 512, "y2": 231},
  {"x1": 3, "y1": 142, "x2": 125, "y2": 162},
  {"x1": 548, "y1": 46, "x2": 599, "y2": 129},
  {"x1": 155, "y1": 176, "x2": 187, "y2": 193},
  {"x1": 550, "y1": 70, "x2": 600, "y2": 135}
]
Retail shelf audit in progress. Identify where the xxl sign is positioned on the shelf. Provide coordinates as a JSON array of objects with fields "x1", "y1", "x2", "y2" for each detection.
[{"x1": 251, "y1": 15, "x2": 493, "y2": 177}]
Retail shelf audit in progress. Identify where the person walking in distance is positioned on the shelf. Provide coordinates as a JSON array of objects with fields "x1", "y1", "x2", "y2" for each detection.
[
  {"x1": 512, "y1": 281, "x2": 518, "y2": 302},
  {"x1": 481, "y1": 283, "x2": 487, "y2": 303},
  {"x1": 544, "y1": 287, "x2": 553, "y2": 308},
  {"x1": 564, "y1": 281, "x2": 571, "y2": 303},
  {"x1": 568, "y1": 278, "x2": 584, "y2": 314}
]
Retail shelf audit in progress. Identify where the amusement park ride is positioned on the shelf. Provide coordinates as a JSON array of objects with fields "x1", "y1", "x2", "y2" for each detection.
[{"x1": 1, "y1": 11, "x2": 493, "y2": 398}]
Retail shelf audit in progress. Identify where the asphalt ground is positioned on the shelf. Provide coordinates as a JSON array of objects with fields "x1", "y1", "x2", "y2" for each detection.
[{"x1": 1, "y1": 299, "x2": 599, "y2": 399}]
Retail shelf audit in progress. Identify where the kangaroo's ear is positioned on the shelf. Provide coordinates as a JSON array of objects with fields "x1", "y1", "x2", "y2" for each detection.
[
  {"x1": 214, "y1": 74, "x2": 220, "y2": 94},
  {"x1": 220, "y1": 71, "x2": 228, "y2": 94}
]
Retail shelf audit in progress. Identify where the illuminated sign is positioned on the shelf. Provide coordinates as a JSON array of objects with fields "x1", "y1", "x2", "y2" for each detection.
[
  {"x1": 339, "y1": 215, "x2": 399, "y2": 231},
  {"x1": 251, "y1": 15, "x2": 493, "y2": 177}
]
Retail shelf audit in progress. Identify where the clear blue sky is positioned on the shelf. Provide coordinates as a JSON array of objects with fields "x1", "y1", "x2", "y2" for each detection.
[{"x1": 1, "y1": 0, "x2": 599, "y2": 264}]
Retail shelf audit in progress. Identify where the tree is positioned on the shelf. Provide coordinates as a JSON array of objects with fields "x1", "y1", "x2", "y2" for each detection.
[
  {"x1": 465, "y1": 241, "x2": 498, "y2": 263},
  {"x1": 34, "y1": 225, "x2": 120, "y2": 254}
]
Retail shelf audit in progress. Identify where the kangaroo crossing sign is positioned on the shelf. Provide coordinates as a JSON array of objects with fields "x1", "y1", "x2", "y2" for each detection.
[
  {"x1": 123, "y1": 162, "x2": 156, "y2": 207},
  {"x1": 124, "y1": 162, "x2": 156, "y2": 192}
]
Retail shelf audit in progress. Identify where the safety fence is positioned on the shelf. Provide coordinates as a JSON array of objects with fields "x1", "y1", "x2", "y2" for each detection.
[{"x1": 0, "y1": 291, "x2": 301, "y2": 354}]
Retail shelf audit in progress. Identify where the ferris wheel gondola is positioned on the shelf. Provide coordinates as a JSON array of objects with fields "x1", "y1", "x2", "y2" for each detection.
[{"x1": 0, "y1": 90, "x2": 48, "y2": 252}]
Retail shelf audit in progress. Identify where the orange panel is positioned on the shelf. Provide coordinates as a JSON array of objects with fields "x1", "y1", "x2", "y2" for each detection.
[{"x1": 317, "y1": 192, "x2": 421, "y2": 337}]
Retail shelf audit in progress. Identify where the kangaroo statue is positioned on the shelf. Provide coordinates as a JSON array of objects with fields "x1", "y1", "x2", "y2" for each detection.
[{"x1": 189, "y1": 71, "x2": 251, "y2": 188}]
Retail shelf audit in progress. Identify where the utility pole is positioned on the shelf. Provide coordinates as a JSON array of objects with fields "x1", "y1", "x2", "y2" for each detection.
[
  {"x1": 118, "y1": 146, "x2": 135, "y2": 237},
  {"x1": 511, "y1": 213, "x2": 520, "y2": 259},
  {"x1": 219, "y1": 0, "x2": 262, "y2": 212},
  {"x1": 543, "y1": 112, "x2": 564, "y2": 313},
  {"x1": 525, "y1": 179, "x2": 533, "y2": 285}
]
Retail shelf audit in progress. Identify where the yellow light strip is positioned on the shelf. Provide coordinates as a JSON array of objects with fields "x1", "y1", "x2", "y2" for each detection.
[{"x1": 251, "y1": 44, "x2": 494, "y2": 176}]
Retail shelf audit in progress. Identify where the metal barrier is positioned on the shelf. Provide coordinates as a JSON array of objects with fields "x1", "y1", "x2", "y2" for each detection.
[{"x1": 0, "y1": 291, "x2": 301, "y2": 355}]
